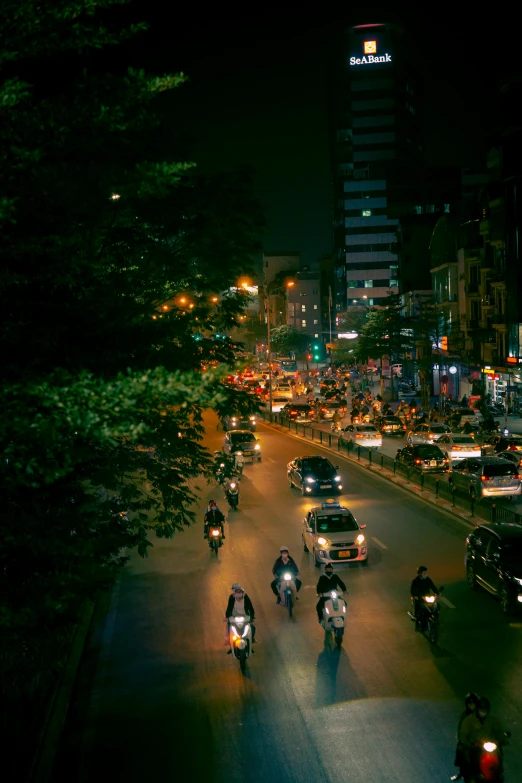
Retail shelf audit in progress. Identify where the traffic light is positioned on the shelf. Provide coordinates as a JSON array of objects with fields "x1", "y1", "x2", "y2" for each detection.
[
  {"x1": 312, "y1": 342, "x2": 323, "y2": 362},
  {"x1": 307, "y1": 353, "x2": 312, "y2": 361}
]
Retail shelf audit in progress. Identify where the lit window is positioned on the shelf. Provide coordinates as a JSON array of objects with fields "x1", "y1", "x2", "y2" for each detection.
[
  {"x1": 362, "y1": 210, "x2": 372, "y2": 217},
  {"x1": 302, "y1": 319, "x2": 306, "y2": 327},
  {"x1": 364, "y1": 280, "x2": 373, "y2": 288},
  {"x1": 347, "y1": 280, "x2": 357, "y2": 288},
  {"x1": 313, "y1": 304, "x2": 318, "y2": 309},
  {"x1": 314, "y1": 333, "x2": 319, "y2": 338},
  {"x1": 314, "y1": 319, "x2": 318, "y2": 324},
  {"x1": 301, "y1": 304, "x2": 306, "y2": 312},
  {"x1": 390, "y1": 278, "x2": 398, "y2": 287}
]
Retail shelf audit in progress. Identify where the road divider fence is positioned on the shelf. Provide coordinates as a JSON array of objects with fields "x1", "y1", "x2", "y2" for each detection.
[{"x1": 260, "y1": 411, "x2": 519, "y2": 526}]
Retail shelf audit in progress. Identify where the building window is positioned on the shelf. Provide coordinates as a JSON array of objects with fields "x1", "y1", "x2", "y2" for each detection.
[
  {"x1": 301, "y1": 304, "x2": 306, "y2": 312},
  {"x1": 364, "y1": 280, "x2": 373, "y2": 288},
  {"x1": 390, "y1": 278, "x2": 398, "y2": 287},
  {"x1": 288, "y1": 303, "x2": 295, "y2": 315},
  {"x1": 347, "y1": 280, "x2": 357, "y2": 288},
  {"x1": 362, "y1": 209, "x2": 372, "y2": 217},
  {"x1": 314, "y1": 319, "x2": 318, "y2": 325},
  {"x1": 314, "y1": 333, "x2": 319, "y2": 338},
  {"x1": 302, "y1": 319, "x2": 306, "y2": 327},
  {"x1": 300, "y1": 292, "x2": 307, "y2": 296},
  {"x1": 313, "y1": 304, "x2": 318, "y2": 309}
]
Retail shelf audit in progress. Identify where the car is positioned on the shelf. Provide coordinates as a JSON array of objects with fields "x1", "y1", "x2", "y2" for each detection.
[
  {"x1": 222, "y1": 430, "x2": 262, "y2": 461},
  {"x1": 436, "y1": 433, "x2": 482, "y2": 461},
  {"x1": 340, "y1": 423, "x2": 382, "y2": 450},
  {"x1": 266, "y1": 396, "x2": 291, "y2": 413},
  {"x1": 395, "y1": 444, "x2": 449, "y2": 473},
  {"x1": 465, "y1": 523, "x2": 522, "y2": 613},
  {"x1": 319, "y1": 400, "x2": 346, "y2": 420},
  {"x1": 241, "y1": 378, "x2": 262, "y2": 394},
  {"x1": 287, "y1": 455, "x2": 343, "y2": 496},
  {"x1": 320, "y1": 378, "x2": 338, "y2": 392},
  {"x1": 272, "y1": 386, "x2": 292, "y2": 400},
  {"x1": 281, "y1": 403, "x2": 315, "y2": 423},
  {"x1": 302, "y1": 499, "x2": 368, "y2": 566},
  {"x1": 481, "y1": 433, "x2": 522, "y2": 456},
  {"x1": 406, "y1": 423, "x2": 451, "y2": 445},
  {"x1": 222, "y1": 414, "x2": 258, "y2": 432},
  {"x1": 449, "y1": 407, "x2": 478, "y2": 425},
  {"x1": 449, "y1": 456, "x2": 521, "y2": 500},
  {"x1": 497, "y1": 450, "x2": 522, "y2": 469},
  {"x1": 375, "y1": 415, "x2": 407, "y2": 437}
]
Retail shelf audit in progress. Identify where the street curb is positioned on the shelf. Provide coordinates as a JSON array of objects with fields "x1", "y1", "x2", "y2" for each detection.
[
  {"x1": 261, "y1": 420, "x2": 478, "y2": 531},
  {"x1": 30, "y1": 599, "x2": 96, "y2": 783}
]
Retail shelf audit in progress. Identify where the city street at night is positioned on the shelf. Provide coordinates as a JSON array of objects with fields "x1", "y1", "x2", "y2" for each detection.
[{"x1": 54, "y1": 413, "x2": 522, "y2": 783}]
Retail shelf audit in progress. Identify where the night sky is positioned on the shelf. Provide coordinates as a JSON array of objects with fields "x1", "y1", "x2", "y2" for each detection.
[{"x1": 130, "y1": 3, "x2": 520, "y2": 267}]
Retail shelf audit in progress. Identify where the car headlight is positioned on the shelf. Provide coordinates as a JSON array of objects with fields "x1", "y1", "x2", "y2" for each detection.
[
  {"x1": 235, "y1": 451, "x2": 242, "y2": 456},
  {"x1": 317, "y1": 536, "x2": 329, "y2": 547},
  {"x1": 250, "y1": 416, "x2": 256, "y2": 421},
  {"x1": 306, "y1": 477, "x2": 316, "y2": 484},
  {"x1": 356, "y1": 534, "x2": 365, "y2": 544},
  {"x1": 254, "y1": 443, "x2": 260, "y2": 450},
  {"x1": 334, "y1": 476, "x2": 341, "y2": 482},
  {"x1": 231, "y1": 417, "x2": 237, "y2": 422}
]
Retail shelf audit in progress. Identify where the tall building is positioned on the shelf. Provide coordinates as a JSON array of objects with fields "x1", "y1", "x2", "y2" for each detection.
[
  {"x1": 286, "y1": 269, "x2": 322, "y2": 340},
  {"x1": 332, "y1": 22, "x2": 421, "y2": 312}
]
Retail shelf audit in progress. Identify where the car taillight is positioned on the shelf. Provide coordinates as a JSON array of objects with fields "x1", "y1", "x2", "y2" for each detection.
[
  {"x1": 452, "y1": 446, "x2": 461, "y2": 451},
  {"x1": 355, "y1": 434, "x2": 364, "y2": 438},
  {"x1": 414, "y1": 458, "x2": 422, "y2": 464},
  {"x1": 516, "y1": 474, "x2": 522, "y2": 480}
]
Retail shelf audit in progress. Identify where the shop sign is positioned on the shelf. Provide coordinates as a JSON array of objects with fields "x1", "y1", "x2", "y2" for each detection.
[{"x1": 350, "y1": 40, "x2": 392, "y2": 66}]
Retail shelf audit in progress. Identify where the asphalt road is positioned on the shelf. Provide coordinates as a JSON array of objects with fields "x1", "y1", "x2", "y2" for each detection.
[{"x1": 54, "y1": 412, "x2": 522, "y2": 783}]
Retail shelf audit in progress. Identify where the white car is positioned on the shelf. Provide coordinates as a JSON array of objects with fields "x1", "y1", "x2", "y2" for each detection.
[
  {"x1": 266, "y1": 396, "x2": 291, "y2": 413},
  {"x1": 302, "y1": 499, "x2": 368, "y2": 566},
  {"x1": 407, "y1": 423, "x2": 451, "y2": 445},
  {"x1": 272, "y1": 386, "x2": 292, "y2": 400},
  {"x1": 436, "y1": 433, "x2": 482, "y2": 461},
  {"x1": 341, "y1": 423, "x2": 382, "y2": 450}
]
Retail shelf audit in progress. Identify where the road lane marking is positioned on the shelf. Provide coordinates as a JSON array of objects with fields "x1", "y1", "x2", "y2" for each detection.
[
  {"x1": 267, "y1": 457, "x2": 276, "y2": 463},
  {"x1": 372, "y1": 537, "x2": 388, "y2": 549},
  {"x1": 440, "y1": 595, "x2": 456, "y2": 609}
]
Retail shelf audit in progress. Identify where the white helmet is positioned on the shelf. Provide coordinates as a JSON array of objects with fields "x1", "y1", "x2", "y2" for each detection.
[{"x1": 280, "y1": 545, "x2": 289, "y2": 552}]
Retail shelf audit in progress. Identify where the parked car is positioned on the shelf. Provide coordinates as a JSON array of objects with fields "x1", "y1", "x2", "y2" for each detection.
[
  {"x1": 406, "y1": 423, "x2": 451, "y2": 445},
  {"x1": 465, "y1": 522, "x2": 522, "y2": 612},
  {"x1": 340, "y1": 424, "x2": 382, "y2": 450},
  {"x1": 395, "y1": 444, "x2": 448, "y2": 473},
  {"x1": 481, "y1": 433, "x2": 522, "y2": 456},
  {"x1": 449, "y1": 456, "x2": 522, "y2": 500},
  {"x1": 436, "y1": 433, "x2": 482, "y2": 461}
]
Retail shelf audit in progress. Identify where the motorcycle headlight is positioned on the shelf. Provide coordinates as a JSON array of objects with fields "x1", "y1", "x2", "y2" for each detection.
[
  {"x1": 229, "y1": 483, "x2": 236, "y2": 489},
  {"x1": 283, "y1": 572, "x2": 292, "y2": 581},
  {"x1": 424, "y1": 595, "x2": 436, "y2": 603},
  {"x1": 483, "y1": 742, "x2": 497, "y2": 753},
  {"x1": 211, "y1": 529, "x2": 220, "y2": 537},
  {"x1": 254, "y1": 443, "x2": 260, "y2": 450},
  {"x1": 231, "y1": 417, "x2": 237, "y2": 422},
  {"x1": 334, "y1": 476, "x2": 341, "y2": 482},
  {"x1": 306, "y1": 477, "x2": 316, "y2": 484},
  {"x1": 250, "y1": 416, "x2": 256, "y2": 421},
  {"x1": 317, "y1": 536, "x2": 329, "y2": 547},
  {"x1": 235, "y1": 451, "x2": 242, "y2": 456}
]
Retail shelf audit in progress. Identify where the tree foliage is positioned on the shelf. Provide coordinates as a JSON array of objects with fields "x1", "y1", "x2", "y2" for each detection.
[
  {"x1": 355, "y1": 294, "x2": 414, "y2": 364},
  {"x1": 0, "y1": 1, "x2": 265, "y2": 765},
  {"x1": 270, "y1": 324, "x2": 314, "y2": 355}
]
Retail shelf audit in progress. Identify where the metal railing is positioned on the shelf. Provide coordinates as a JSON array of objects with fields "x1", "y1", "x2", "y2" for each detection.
[{"x1": 260, "y1": 411, "x2": 518, "y2": 526}]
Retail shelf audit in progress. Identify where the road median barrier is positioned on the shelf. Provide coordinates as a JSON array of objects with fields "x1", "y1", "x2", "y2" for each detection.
[{"x1": 260, "y1": 411, "x2": 518, "y2": 528}]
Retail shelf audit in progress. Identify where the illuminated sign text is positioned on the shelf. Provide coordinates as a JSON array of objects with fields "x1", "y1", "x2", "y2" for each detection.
[{"x1": 350, "y1": 53, "x2": 392, "y2": 65}]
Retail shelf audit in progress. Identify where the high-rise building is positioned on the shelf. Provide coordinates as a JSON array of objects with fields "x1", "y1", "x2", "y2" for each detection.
[{"x1": 332, "y1": 22, "x2": 421, "y2": 311}]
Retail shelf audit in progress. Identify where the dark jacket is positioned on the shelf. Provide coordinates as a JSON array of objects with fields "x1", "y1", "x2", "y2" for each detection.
[
  {"x1": 226, "y1": 593, "x2": 255, "y2": 620},
  {"x1": 316, "y1": 573, "x2": 347, "y2": 595},
  {"x1": 204, "y1": 508, "x2": 225, "y2": 525},
  {"x1": 410, "y1": 574, "x2": 439, "y2": 598},
  {"x1": 272, "y1": 555, "x2": 299, "y2": 578}
]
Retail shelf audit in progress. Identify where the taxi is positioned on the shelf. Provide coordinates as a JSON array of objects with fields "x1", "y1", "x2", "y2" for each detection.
[{"x1": 302, "y1": 499, "x2": 368, "y2": 567}]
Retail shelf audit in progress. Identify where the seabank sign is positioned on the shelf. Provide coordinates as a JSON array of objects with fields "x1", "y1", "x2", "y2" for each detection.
[{"x1": 350, "y1": 40, "x2": 392, "y2": 66}]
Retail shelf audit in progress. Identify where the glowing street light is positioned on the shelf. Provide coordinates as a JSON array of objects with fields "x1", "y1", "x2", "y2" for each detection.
[
  {"x1": 163, "y1": 305, "x2": 169, "y2": 311},
  {"x1": 110, "y1": 193, "x2": 121, "y2": 201}
]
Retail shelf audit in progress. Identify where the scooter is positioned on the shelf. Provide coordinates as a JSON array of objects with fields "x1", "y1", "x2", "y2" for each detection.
[
  {"x1": 470, "y1": 733, "x2": 510, "y2": 782},
  {"x1": 225, "y1": 480, "x2": 240, "y2": 510},
  {"x1": 331, "y1": 421, "x2": 342, "y2": 434},
  {"x1": 278, "y1": 573, "x2": 297, "y2": 617},
  {"x1": 407, "y1": 586, "x2": 444, "y2": 645},
  {"x1": 208, "y1": 525, "x2": 223, "y2": 554},
  {"x1": 320, "y1": 589, "x2": 347, "y2": 647},
  {"x1": 228, "y1": 614, "x2": 252, "y2": 673}
]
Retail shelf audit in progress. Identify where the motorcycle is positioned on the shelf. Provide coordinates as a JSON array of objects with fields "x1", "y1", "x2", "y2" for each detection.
[
  {"x1": 227, "y1": 614, "x2": 252, "y2": 673},
  {"x1": 407, "y1": 586, "x2": 444, "y2": 645},
  {"x1": 208, "y1": 525, "x2": 223, "y2": 553},
  {"x1": 278, "y1": 572, "x2": 297, "y2": 617},
  {"x1": 470, "y1": 733, "x2": 510, "y2": 782},
  {"x1": 320, "y1": 589, "x2": 347, "y2": 647},
  {"x1": 331, "y1": 421, "x2": 342, "y2": 434},
  {"x1": 225, "y1": 479, "x2": 240, "y2": 510}
]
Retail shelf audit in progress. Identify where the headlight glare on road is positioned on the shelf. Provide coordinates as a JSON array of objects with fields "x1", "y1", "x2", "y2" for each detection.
[
  {"x1": 334, "y1": 476, "x2": 341, "y2": 482},
  {"x1": 317, "y1": 536, "x2": 329, "y2": 547},
  {"x1": 306, "y1": 477, "x2": 316, "y2": 484}
]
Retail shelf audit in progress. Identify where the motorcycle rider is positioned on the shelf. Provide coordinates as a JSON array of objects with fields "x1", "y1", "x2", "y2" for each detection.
[
  {"x1": 458, "y1": 697, "x2": 507, "y2": 779},
  {"x1": 204, "y1": 500, "x2": 226, "y2": 540},
  {"x1": 316, "y1": 562, "x2": 347, "y2": 623},
  {"x1": 224, "y1": 476, "x2": 240, "y2": 507},
  {"x1": 451, "y1": 692, "x2": 480, "y2": 781},
  {"x1": 225, "y1": 584, "x2": 256, "y2": 651},
  {"x1": 271, "y1": 546, "x2": 301, "y2": 604},
  {"x1": 410, "y1": 565, "x2": 439, "y2": 630},
  {"x1": 234, "y1": 450, "x2": 245, "y2": 474},
  {"x1": 331, "y1": 410, "x2": 342, "y2": 431}
]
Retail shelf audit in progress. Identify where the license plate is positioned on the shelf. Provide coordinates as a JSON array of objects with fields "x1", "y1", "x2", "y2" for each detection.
[
  {"x1": 244, "y1": 451, "x2": 253, "y2": 456},
  {"x1": 322, "y1": 484, "x2": 332, "y2": 489},
  {"x1": 430, "y1": 461, "x2": 437, "y2": 466},
  {"x1": 338, "y1": 550, "x2": 351, "y2": 558}
]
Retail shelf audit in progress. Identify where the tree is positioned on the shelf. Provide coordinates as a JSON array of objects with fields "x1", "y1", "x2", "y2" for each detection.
[
  {"x1": 0, "y1": 1, "x2": 265, "y2": 772},
  {"x1": 330, "y1": 338, "x2": 359, "y2": 365},
  {"x1": 336, "y1": 307, "x2": 369, "y2": 335},
  {"x1": 270, "y1": 325, "x2": 313, "y2": 356}
]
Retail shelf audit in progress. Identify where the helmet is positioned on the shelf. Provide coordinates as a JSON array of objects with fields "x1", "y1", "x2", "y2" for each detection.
[
  {"x1": 280, "y1": 545, "x2": 289, "y2": 553},
  {"x1": 231, "y1": 582, "x2": 240, "y2": 591},
  {"x1": 233, "y1": 584, "x2": 244, "y2": 593},
  {"x1": 417, "y1": 565, "x2": 428, "y2": 575}
]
